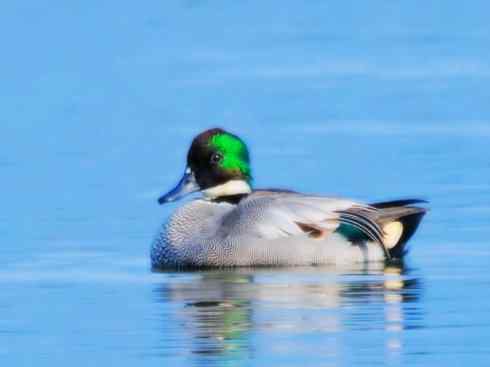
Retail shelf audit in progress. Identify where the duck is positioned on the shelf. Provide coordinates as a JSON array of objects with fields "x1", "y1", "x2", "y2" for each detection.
[{"x1": 151, "y1": 128, "x2": 427, "y2": 268}]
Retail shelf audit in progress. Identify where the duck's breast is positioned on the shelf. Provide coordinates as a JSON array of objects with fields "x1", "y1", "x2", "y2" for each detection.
[{"x1": 151, "y1": 200, "x2": 233, "y2": 267}]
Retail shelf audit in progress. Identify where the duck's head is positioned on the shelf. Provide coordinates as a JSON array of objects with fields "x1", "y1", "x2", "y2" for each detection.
[{"x1": 158, "y1": 128, "x2": 252, "y2": 204}]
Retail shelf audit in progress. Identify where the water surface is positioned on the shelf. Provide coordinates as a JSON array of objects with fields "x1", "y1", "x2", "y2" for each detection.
[{"x1": 1, "y1": 1, "x2": 490, "y2": 366}]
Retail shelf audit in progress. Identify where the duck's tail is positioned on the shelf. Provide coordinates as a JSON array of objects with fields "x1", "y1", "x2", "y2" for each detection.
[{"x1": 370, "y1": 199, "x2": 428, "y2": 259}]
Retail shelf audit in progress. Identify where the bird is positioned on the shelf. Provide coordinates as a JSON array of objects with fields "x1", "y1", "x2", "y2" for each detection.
[{"x1": 151, "y1": 128, "x2": 427, "y2": 268}]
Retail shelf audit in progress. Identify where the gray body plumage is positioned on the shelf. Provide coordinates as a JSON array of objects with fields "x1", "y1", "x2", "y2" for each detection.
[{"x1": 150, "y1": 191, "x2": 418, "y2": 268}]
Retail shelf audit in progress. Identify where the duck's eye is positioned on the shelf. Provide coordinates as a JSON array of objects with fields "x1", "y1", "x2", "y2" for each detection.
[{"x1": 210, "y1": 152, "x2": 223, "y2": 165}]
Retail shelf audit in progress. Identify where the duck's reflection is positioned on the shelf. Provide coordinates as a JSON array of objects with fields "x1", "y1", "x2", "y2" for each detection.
[
  {"x1": 153, "y1": 263, "x2": 423, "y2": 365},
  {"x1": 153, "y1": 271, "x2": 254, "y2": 363}
]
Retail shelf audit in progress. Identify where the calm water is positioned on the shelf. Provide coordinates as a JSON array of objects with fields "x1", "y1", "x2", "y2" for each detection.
[{"x1": 2, "y1": 1, "x2": 490, "y2": 366}]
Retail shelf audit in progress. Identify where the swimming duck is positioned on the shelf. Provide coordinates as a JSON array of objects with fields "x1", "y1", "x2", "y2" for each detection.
[{"x1": 151, "y1": 128, "x2": 427, "y2": 268}]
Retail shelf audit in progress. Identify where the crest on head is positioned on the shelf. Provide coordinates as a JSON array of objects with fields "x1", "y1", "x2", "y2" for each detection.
[
  {"x1": 187, "y1": 128, "x2": 252, "y2": 189},
  {"x1": 158, "y1": 128, "x2": 252, "y2": 204}
]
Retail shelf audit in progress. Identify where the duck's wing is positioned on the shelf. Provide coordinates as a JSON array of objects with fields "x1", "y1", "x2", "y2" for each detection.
[
  {"x1": 221, "y1": 191, "x2": 382, "y2": 241},
  {"x1": 221, "y1": 192, "x2": 427, "y2": 259}
]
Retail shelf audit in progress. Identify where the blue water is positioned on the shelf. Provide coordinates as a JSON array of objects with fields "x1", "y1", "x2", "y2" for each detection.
[{"x1": 2, "y1": 1, "x2": 490, "y2": 366}]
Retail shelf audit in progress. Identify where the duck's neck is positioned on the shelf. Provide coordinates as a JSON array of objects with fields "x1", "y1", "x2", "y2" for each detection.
[{"x1": 202, "y1": 180, "x2": 252, "y2": 200}]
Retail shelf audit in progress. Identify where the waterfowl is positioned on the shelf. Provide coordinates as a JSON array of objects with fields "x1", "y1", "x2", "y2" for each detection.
[{"x1": 151, "y1": 128, "x2": 427, "y2": 268}]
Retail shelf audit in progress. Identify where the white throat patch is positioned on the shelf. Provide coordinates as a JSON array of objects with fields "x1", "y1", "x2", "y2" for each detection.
[{"x1": 202, "y1": 180, "x2": 252, "y2": 199}]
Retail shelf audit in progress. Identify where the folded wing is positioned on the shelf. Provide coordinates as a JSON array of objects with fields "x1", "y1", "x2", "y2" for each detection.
[
  {"x1": 221, "y1": 191, "x2": 377, "y2": 239},
  {"x1": 220, "y1": 191, "x2": 427, "y2": 260}
]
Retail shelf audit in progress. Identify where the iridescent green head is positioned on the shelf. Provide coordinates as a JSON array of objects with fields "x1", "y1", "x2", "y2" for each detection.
[
  {"x1": 188, "y1": 128, "x2": 252, "y2": 187},
  {"x1": 158, "y1": 128, "x2": 252, "y2": 204}
]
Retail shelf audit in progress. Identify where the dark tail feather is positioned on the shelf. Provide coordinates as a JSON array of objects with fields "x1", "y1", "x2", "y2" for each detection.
[
  {"x1": 389, "y1": 210, "x2": 427, "y2": 258},
  {"x1": 371, "y1": 199, "x2": 428, "y2": 259},
  {"x1": 371, "y1": 199, "x2": 428, "y2": 209}
]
